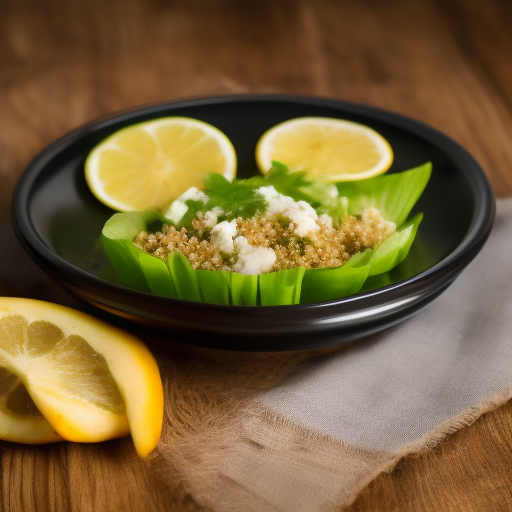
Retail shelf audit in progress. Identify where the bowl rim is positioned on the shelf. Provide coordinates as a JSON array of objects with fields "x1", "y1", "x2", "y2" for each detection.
[{"x1": 11, "y1": 93, "x2": 496, "y2": 341}]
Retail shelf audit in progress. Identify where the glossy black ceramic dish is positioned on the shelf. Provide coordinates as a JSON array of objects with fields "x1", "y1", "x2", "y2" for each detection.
[{"x1": 12, "y1": 95, "x2": 495, "y2": 351}]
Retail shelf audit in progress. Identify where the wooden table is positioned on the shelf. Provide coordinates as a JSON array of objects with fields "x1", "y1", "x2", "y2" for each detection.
[{"x1": 2, "y1": 0, "x2": 512, "y2": 510}]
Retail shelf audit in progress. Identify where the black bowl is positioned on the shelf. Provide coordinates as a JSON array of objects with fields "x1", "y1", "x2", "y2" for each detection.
[{"x1": 12, "y1": 94, "x2": 495, "y2": 351}]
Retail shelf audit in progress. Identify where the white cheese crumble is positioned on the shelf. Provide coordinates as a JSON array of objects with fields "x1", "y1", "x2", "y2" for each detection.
[
  {"x1": 203, "y1": 206, "x2": 224, "y2": 228},
  {"x1": 163, "y1": 187, "x2": 208, "y2": 224},
  {"x1": 210, "y1": 219, "x2": 277, "y2": 275},
  {"x1": 210, "y1": 219, "x2": 237, "y2": 254},
  {"x1": 257, "y1": 185, "x2": 320, "y2": 238},
  {"x1": 233, "y1": 236, "x2": 276, "y2": 275},
  {"x1": 318, "y1": 213, "x2": 333, "y2": 228}
]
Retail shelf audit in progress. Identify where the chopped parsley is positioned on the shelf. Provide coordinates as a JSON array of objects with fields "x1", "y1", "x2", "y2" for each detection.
[{"x1": 166, "y1": 162, "x2": 348, "y2": 229}]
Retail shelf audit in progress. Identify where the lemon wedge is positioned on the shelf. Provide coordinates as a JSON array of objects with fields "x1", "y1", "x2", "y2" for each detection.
[
  {"x1": 256, "y1": 116, "x2": 393, "y2": 181},
  {"x1": 85, "y1": 117, "x2": 237, "y2": 212},
  {"x1": 0, "y1": 298, "x2": 163, "y2": 457}
]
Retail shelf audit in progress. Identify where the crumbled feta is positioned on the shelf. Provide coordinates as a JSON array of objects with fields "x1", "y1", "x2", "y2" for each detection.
[
  {"x1": 210, "y1": 219, "x2": 237, "y2": 254},
  {"x1": 318, "y1": 213, "x2": 333, "y2": 228},
  {"x1": 204, "y1": 207, "x2": 224, "y2": 228},
  {"x1": 257, "y1": 185, "x2": 320, "y2": 238},
  {"x1": 233, "y1": 236, "x2": 276, "y2": 275},
  {"x1": 163, "y1": 187, "x2": 208, "y2": 224}
]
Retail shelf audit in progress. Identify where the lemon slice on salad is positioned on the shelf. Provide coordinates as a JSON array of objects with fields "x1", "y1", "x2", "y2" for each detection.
[
  {"x1": 85, "y1": 117, "x2": 237, "y2": 212},
  {"x1": 256, "y1": 116, "x2": 393, "y2": 181},
  {"x1": 0, "y1": 298, "x2": 163, "y2": 457}
]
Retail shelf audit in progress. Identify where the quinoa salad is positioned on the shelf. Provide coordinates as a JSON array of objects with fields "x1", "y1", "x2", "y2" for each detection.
[
  {"x1": 101, "y1": 161, "x2": 431, "y2": 305},
  {"x1": 134, "y1": 184, "x2": 396, "y2": 275}
]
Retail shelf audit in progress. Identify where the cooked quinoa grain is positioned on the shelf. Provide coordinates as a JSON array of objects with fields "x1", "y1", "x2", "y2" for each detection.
[{"x1": 133, "y1": 207, "x2": 395, "y2": 273}]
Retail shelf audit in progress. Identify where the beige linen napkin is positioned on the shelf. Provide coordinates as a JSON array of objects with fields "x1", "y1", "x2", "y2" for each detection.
[{"x1": 154, "y1": 198, "x2": 512, "y2": 511}]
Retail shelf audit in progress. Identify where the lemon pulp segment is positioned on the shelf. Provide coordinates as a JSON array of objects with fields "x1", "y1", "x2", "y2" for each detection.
[{"x1": 0, "y1": 365, "x2": 62, "y2": 444}]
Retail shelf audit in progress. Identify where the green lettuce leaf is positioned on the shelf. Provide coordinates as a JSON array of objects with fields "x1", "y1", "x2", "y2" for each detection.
[
  {"x1": 259, "y1": 266, "x2": 305, "y2": 306},
  {"x1": 101, "y1": 210, "x2": 161, "y2": 292},
  {"x1": 347, "y1": 214, "x2": 423, "y2": 276},
  {"x1": 300, "y1": 265, "x2": 370, "y2": 303},
  {"x1": 196, "y1": 269, "x2": 231, "y2": 305},
  {"x1": 229, "y1": 272, "x2": 258, "y2": 305},
  {"x1": 368, "y1": 214, "x2": 423, "y2": 276},
  {"x1": 337, "y1": 162, "x2": 431, "y2": 226},
  {"x1": 166, "y1": 252, "x2": 202, "y2": 302},
  {"x1": 138, "y1": 252, "x2": 178, "y2": 298}
]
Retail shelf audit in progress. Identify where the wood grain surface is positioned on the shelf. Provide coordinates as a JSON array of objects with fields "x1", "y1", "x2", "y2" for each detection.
[{"x1": 1, "y1": 0, "x2": 512, "y2": 510}]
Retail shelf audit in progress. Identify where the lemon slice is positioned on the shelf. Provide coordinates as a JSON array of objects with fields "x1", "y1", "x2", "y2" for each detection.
[
  {"x1": 255, "y1": 116, "x2": 393, "y2": 181},
  {"x1": 85, "y1": 117, "x2": 237, "y2": 212},
  {"x1": 0, "y1": 298, "x2": 163, "y2": 457}
]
